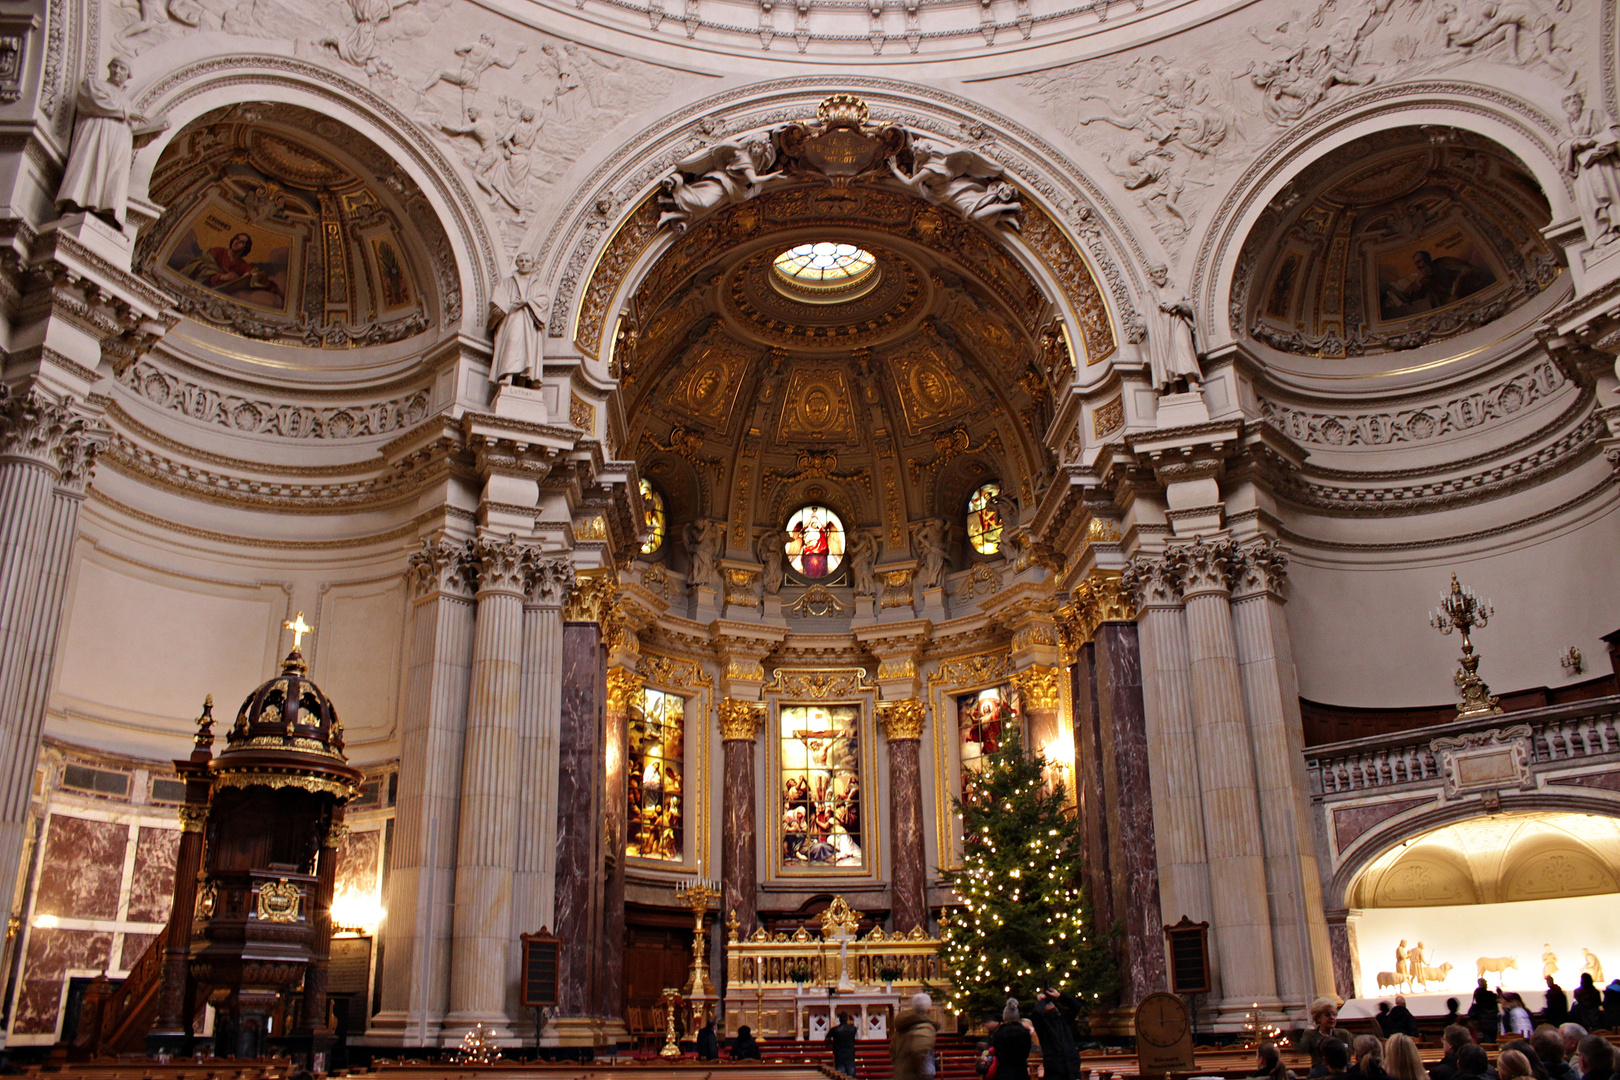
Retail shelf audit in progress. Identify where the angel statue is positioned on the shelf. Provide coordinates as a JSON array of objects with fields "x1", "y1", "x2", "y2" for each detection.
[
  {"x1": 912, "y1": 519, "x2": 947, "y2": 589},
  {"x1": 888, "y1": 141, "x2": 1022, "y2": 230},
  {"x1": 657, "y1": 139, "x2": 782, "y2": 231}
]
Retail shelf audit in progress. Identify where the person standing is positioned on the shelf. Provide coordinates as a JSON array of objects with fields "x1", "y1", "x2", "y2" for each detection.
[
  {"x1": 892, "y1": 994, "x2": 938, "y2": 1080},
  {"x1": 1300, "y1": 998, "x2": 1354, "y2": 1079},
  {"x1": 991, "y1": 1000, "x2": 1033, "y2": 1080},
  {"x1": 1029, "y1": 992, "x2": 1076, "y2": 1080},
  {"x1": 695, "y1": 1018, "x2": 719, "y2": 1060},
  {"x1": 1470, "y1": 979, "x2": 1501, "y2": 1044},
  {"x1": 1546, "y1": 977, "x2": 1570, "y2": 1026},
  {"x1": 1388, "y1": 997, "x2": 1419, "y2": 1038},
  {"x1": 829, "y1": 1012, "x2": 858, "y2": 1078}
]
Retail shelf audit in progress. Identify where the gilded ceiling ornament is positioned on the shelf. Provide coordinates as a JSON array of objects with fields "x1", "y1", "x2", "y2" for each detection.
[
  {"x1": 724, "y1": 566, "x2": 761, "y2": 609},
  {"x1": 667, "y1": 339, "x2": 753, "y2": 429},
  {"x1": 718, "y1": 697, "x2": 767, "y2": 740},
  {"x1": 906, "y1": 426, "x2": 1004, "y2": 483},
  {"x1": 1092, "y1": 396, "x2": 1125, "y2": 439},
  {"x1": 886, "y1": 342, "x2": 974, "y2": 436},
  {"x1": 637, "y1": 425, "x2": 724, "y2": 477},
  {"x1": 955, "y1": 561, "x2": 1002, "y2": 602},
  {"x1": 785, "y1": 583, "x2": 849, "y2": 618},
  {"x1": 776, "y1": 367, "x2": 859, "y2": 443},
  {"x1": 877, "y1": 698, "x2": 927, "y2": 740}
]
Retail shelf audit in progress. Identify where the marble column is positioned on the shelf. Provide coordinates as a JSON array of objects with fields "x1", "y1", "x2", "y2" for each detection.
[
  {"x1": 1069, "y1": 643, "x2": 1113, "y2": 935},
  {"x1": 447, "y1": 536, "x2": 534, "y2": 1037},
  {"x1": 1324, "y1": 909, "x2": 1358, "y2": 1000},
  {"x1": 553, "y1": 620, "x2": 605, "y2": 1029},
  {"x1": 1122, "y1": 553, "x2": 1216, "y2": 994},
  {"x1": 508, "y1": 559, "x2": 572, "y2": 1027},
  {"x1": 598, "y1": 666, "x2": 642, "y2": 1025},
  {"x1": 1176, "y1": 538, "x2": 1279, "y2": 1015},
  {"x1": 1092, "y1": 622, "x2": 1167, "y2": 999},
  {"x1": 1230, "y1": 539, "x2": 1338, "y2": 1009},
  {"x1": 0, "y1": 390, "x2": 104, "y2": 914},
  {"x1": 718, "y1": 698, "x2": 765, "y2": 940},
  {"x1": 372, "y1": 538, "x2": 475, "y2": 1045},
  {"x1": 878, "y1": 699, "x2": 928, "y2": 933}
]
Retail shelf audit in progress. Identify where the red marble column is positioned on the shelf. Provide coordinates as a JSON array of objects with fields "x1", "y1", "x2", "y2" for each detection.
[
  {"x1": 718, "y1": 698, "x2": 764, "y2": 941},
  {"x1": 878, "y1": 700, "x2": 928, "y2": 933},
  {"x1": 553, "y1": 621, "x2": 604, "y2": 1023}
]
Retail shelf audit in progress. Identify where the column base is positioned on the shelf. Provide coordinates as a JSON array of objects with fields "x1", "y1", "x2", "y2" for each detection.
[
  {"x1": 440, "y1": 1012, "x2": 521, "y2": 1046},
  {"x1": 1207, "y1": 996, "x2": 1286, "y2": 1032},
  {"x1": 542, "y1": 1016, "x2": 608, "y2": 1048},
  {"x1": 362, "y1": 1009, "x2": 446, "y2": 1047}
]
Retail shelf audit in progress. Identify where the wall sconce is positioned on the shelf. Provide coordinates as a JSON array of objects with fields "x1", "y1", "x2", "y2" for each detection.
[{"x1": 1561, "y1": 646, "x2": 1584, "y2": 677}]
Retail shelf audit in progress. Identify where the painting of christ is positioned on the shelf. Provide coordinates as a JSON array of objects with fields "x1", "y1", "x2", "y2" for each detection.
[{"x1": 958, "y1": 684, "x2": 1021, "y2": 783}]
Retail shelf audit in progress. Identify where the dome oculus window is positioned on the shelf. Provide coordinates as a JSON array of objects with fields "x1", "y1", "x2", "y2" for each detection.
[
  {"x1": 785, "y1": 505, "x2": 845, "y2": 579},
  {"x1": 967, "y1": 482, "x2": 1004, "y2": 556},
  {"x1": 639, "y1": 479, "x2": 665, "y2": 555},
  {"x1": 771, "y1": 243, "x2": 879, "y2": 304}
]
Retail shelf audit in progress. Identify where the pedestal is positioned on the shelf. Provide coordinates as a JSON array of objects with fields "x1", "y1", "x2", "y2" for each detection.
[
  {"x1": 491, "y1": 384, "x2": 550, "y2": 423},
  {"x1": 692, "y1": 585, "x2": 722, "y2": 622},
  {"x1": 918, "y1": 586, "x2": 946, "y2": 621}
]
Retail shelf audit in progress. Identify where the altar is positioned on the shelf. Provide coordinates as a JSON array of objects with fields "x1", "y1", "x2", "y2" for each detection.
[{"x1": 721, "y1": 897, "x2": 951, "y2": 1039}]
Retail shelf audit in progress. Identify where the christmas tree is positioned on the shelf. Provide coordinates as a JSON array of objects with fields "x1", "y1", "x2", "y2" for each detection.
[{"x1": 937, "y1": 726, "x2": 1116, "y2": 1022}]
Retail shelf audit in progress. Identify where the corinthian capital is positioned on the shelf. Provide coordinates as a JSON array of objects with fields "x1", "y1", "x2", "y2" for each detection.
[
  {"x1": 0, "y1": 387, "x2": 107, "y2": 486},
  {"x1": 1174, "y1": 536, "x2": 1239, "y2": 597},
  {"x1": 606, "y1": 666, "x2": 647, "y2": 713},
  {"x1": 406, "y1": 537, "x2": 474, "y2": 599},
  {"x1": 718, "y1": 697, "x2": 766, "y2": 741},
  {"x1": 468, "y1": 534, "x2": 535, "y2": 596},
  {"x1": 877, "y1": 698, "x2": 926, "y2": 741},
  {"x1": 529, "y1": 556, "x2": 577, "y2": 607},
  {"x1": 1122, "y1": 550, "x2": 1185, "y2": 608},
  {"x1": 1231, "y1": 537, "x2": 1289, "y2": 599}
]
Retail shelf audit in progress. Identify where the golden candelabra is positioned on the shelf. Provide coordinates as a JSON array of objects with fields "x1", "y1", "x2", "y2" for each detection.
[
  {"x1": 1429, "y1": 573, "x2": 1502, "y2": 719},
  {"x1": 677, "y1": 877, "x2": 720, "y2": 997},
  {"x1": 660, "y1": 988, "x2": 684, "y2": 1059}
]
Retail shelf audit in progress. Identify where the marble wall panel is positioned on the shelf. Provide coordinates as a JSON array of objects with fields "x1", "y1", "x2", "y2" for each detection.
[
  {"x1": 127, "y1": 825, "x2": 180, "y2": 923},
  {"x1": 335, "y1": 827, "x2": 384, "y2": 901},
  {"x1": 36, "y1": 816, "x2": 127, "y2": 921},
  {"x1": 13, "y1": 928, "x2": 112, "y2": 1034},
  {"x1": 120, "y1": 931, "x2": 157, "y2": 971}
]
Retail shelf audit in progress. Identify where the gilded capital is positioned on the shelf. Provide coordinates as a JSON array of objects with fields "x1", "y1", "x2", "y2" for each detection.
[
  {"x1": 718, "y1": 697, "x2": 766, "y2": 741},
  {"x1": 607, "y1": 666, "x2": 647, "y2": 713},
  {"x1": 564, "y1": 568, "x2": 617, "y2": 622},
  {"x1": 877, "y1": 698, "x2": 926, "y2": 741},
  {"x1": 1012, "y1": 664, "x2": 1062, "y2": 710},
  {"x1": 177, "y1": 805, "x2": 208, "y2": 833}
]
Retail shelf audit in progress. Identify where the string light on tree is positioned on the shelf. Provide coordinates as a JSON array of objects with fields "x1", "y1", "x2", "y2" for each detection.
[{"x1": 938, "y1": 726, "x2": 1115, "y2": 1021}]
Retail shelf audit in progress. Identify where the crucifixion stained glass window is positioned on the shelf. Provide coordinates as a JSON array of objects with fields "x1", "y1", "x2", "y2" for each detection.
[
  {"x1": 780, "y1": 704, "x2": 862, "y2": 868},
  {"x1": 628, "y1": 687, "x2": 684, "y2": 861}
]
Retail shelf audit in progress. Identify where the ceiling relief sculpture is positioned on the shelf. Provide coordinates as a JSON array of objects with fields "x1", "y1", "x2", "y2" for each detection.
[
  {"x1": 666, "y1": 336, "x2": 755, "y2": 430},
  {"x1": 1233, "y1": 128, "x2": 1559, "y2": 359},
  {"x1": 775, "y1": 367, "x2": 860, "y2": 443},
  {"x1": 139, "y1": 104, "x2": 454, "y2": 349},
  {"x1": 886, "y1": 340, "x2": 975, "y2": 436}
]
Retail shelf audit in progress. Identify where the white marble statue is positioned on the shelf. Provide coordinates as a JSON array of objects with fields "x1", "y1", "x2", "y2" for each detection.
[
  {"x1": 912, "y1": 519, "x2": 946, "y2": 589},
  {"x1": 488, "y1": 252, "x2": 548, "y2": 385},
  {"x1": 686, "y1": 519, "x2": 722, "y2": 591},
  {"x1": 847, "y1": 529, "x2": 877, "y2": 598},
  {"x1": 888, "y1": 142, "x2": 1022, "y2": 229},
  {"x1": 657, "y1": 140, "x2": 781, "y2": 231},
  {"x1": 1148, "y1": 263, "x2": 1203, "y2": 390},
  {"x1": 1562, "y1": 91, "x2": 1620, "y2": 248},
  {"x1": 55, "y1": 58, "x2": 167, "y2": 229}
]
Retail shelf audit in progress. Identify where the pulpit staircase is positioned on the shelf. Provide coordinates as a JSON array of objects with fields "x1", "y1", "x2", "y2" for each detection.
[{"x1": 70, "y1": 926, "x2": 169, "y2": 1057}]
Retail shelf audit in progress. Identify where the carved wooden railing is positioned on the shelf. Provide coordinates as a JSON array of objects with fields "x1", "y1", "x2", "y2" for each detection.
[
  {"x1": 1306, "y1": 696, "x2": 1620, "y2": 796},
  {"x1": 74, "y1": 923, "x2": 169, "y2": 1056}
]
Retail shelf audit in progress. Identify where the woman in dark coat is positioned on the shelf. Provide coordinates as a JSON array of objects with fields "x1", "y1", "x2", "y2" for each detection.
[{"x1": 991, "y1": 999, "x2": 1034, "y2": 1080}]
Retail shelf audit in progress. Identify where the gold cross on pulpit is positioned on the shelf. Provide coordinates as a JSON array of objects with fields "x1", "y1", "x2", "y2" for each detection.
[{"x1": 283, "y1": 611, "x2": 313, "y2": 651}]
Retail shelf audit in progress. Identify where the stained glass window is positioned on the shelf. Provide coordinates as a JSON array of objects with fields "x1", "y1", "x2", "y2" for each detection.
[
  {"x1": 780, "y1": 704, "x2": 862, "y2": 868},
  {"x1": 967, "y1": 482, "x2": 1004, "y2": 556},
  {"x1": 958, "y1": 684, "x2": 1021, "y2": 781},
  {"x1": 773, "y1": 243, "x2": 876, "y2": 283},
  {"x1": 785, "y1": 505, "x2": 845, "y2": 579},
  {"x1": 628, "y1": 687, "x2": 683, "y2": 861},
  {"x1": 639, "y1": 478, "x2": 665, "y2": 555}
]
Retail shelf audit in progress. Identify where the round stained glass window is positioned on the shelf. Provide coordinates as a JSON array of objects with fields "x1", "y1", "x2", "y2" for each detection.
[
  {"x1": 785, "y1": 505, "x2": 845, "y2": 579},
  {"x1": 639, "y1": 478, "x2": 665, "y2": 555},
  {"x1": 771, "y1": 243, "x2": 879, "y2": 304},
  {"x1": 967, "y1": 482, "x2": 1005, "y2": 556}
]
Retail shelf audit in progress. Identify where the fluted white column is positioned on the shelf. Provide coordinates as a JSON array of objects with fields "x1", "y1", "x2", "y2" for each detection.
[
  {"x1": 1123, "y1": 553, "x2": 1217, "y2": 993},
  {"x1": 507, "y1": 558, "x2": 573, "y2": 1027},
  {"x1": 373, "y1": 538, "x2": 477, "y2": 1046},
  {"x1": 1230, "y1": 539, "x2": 1337, "y2": 1009},
  {"x1": 1176, "y1": 538, "x2": 1279, "y2": 1017},
  {"x1": 0, "y1": 390, "x2": 104, "y2": 925},
  {"x1": 446, "y1": 536, "x2": 533, "y2": 1037}
]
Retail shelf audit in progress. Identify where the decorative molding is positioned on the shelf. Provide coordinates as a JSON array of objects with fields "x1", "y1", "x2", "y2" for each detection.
[
  {"x1": 876, "y1": 698, "x2": 926, "y2": 741},
  {"x1": 761, "y1": 666, "x2": 876, "y2": 699},
  {"x1": 785, "y1": 583, "x2": 848, "y2": 617},
  {"x1": 1092, "y1": 395, "x2": 1125, "y2": 440},
  {"x1": 718, "y1": 696, "x2": 767, "y2": 741},
  {"x1": 120, "y1": 360, "x2": 433, "y2": 441},
  {"x1": 641, "y1": 651, "x2": 713, "y2": 690},
  {"x1": 1430, "y1": 724, "x2": 1535, "y2": 798},
  {"x1": 928, "y1": 650, "x2": 1013, "y2": 690}
]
